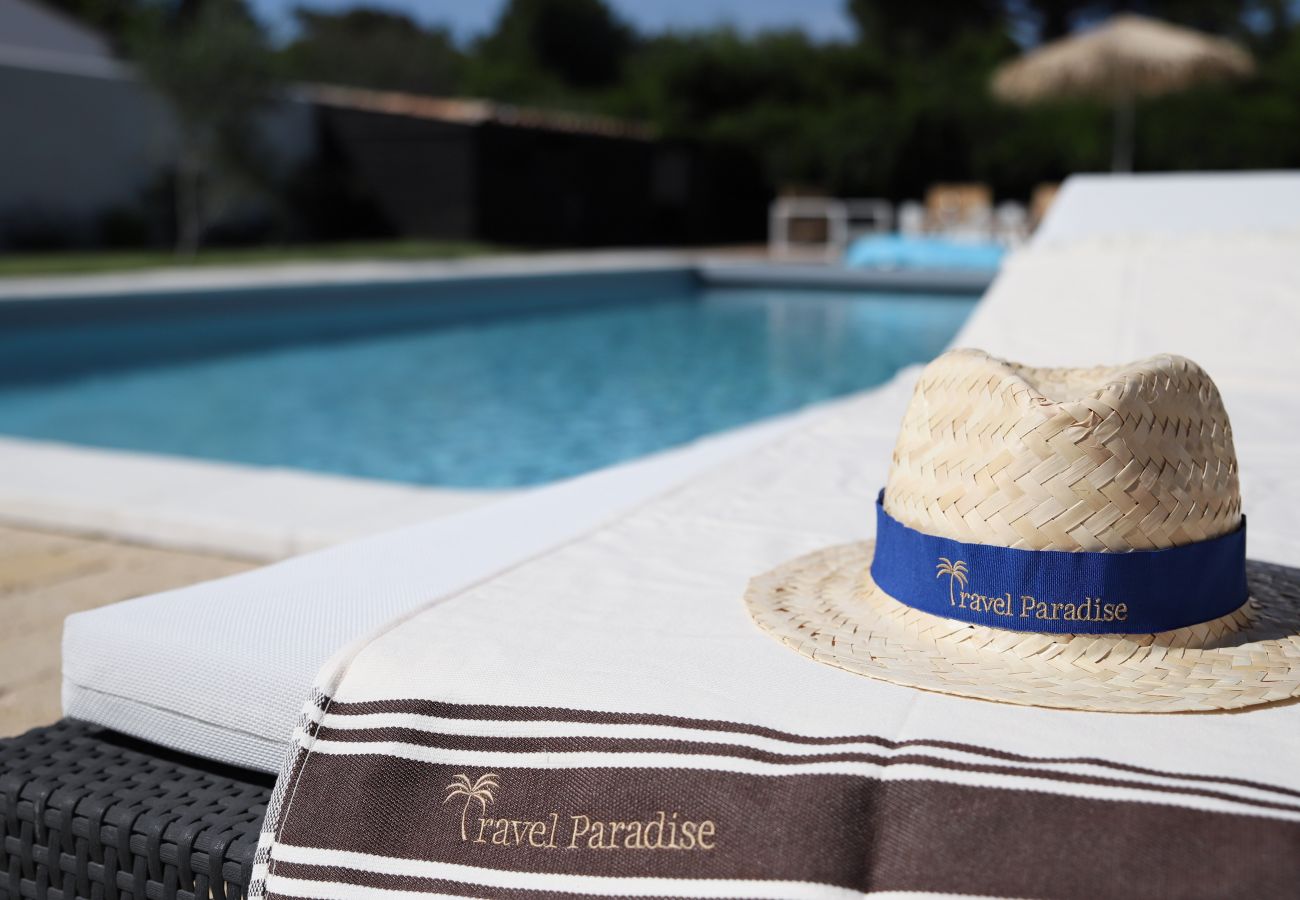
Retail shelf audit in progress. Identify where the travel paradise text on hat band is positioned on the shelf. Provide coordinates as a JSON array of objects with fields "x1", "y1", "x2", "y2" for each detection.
[{"x1": 869, "y1": 492, "x2": 1248, "y2": 635}]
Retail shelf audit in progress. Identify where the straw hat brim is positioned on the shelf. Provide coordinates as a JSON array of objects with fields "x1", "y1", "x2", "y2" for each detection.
[{"x1": 745, "y1": 541, "x2": 1300, "y2": 713}]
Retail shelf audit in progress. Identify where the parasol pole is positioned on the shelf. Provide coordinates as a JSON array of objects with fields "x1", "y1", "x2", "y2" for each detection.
[{"x1": 1112, "y1": 91, "x2": 1135, "y2": 172}]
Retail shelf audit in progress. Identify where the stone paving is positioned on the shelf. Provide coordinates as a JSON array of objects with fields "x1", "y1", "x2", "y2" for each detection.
[{"x1": 0, "y1": 525, "x2": 254, "y2": 736}]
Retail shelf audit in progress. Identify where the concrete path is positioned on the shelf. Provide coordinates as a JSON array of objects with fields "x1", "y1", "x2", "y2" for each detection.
[{"x1": 0, "y1": 524, "x2": 254, "y2": 736}]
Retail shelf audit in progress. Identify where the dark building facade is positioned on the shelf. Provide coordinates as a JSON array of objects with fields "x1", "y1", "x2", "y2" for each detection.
[
  {"x1": 0, "y1": 1, "x2": 768, "y2": 251},
  {"x1": 304, "y1": 94, "x2": 767, "y2": 248}
]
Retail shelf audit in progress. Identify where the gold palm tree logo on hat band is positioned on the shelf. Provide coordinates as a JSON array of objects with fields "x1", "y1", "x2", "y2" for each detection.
[{"x1": 935, "y1": 558, "x2": 969, "y2": 607}]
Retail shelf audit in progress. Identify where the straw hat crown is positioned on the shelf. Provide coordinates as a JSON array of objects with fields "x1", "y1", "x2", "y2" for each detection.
[
  {"x1": 747, "y1": 348, "x2": 1300, "y2": 713},
  {"x1": 883, "y1": 349, "x2": 1240, "y2": 554}
]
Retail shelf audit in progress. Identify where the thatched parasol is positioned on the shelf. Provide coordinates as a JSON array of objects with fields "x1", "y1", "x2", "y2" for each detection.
[{"x1": 992, "y1": 14, "x2": 1254, "y2": 171}]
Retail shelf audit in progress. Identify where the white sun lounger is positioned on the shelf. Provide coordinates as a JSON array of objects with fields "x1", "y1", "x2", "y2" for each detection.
[
  {"x1": 1031, "y1": 171, "x2": 1300, "y2": 246},
  {"x1": 60, "y1": 171, "x2": 1300, "y2": 772}
]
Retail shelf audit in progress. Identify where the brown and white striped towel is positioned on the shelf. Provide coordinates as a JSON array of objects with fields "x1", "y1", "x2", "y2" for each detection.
[{"x1": 248, "y1": 363, "x2": 1300, "y2": 899}]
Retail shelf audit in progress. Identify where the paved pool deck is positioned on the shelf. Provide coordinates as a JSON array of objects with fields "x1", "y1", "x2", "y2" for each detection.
[{"x1": 0, "y1": 523, "x2": 254, "y2": 736}]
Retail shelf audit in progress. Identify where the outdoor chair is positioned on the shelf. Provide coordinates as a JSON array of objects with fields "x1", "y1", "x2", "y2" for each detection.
[
  {"x1": 1029, "y1": 181, "x2": 1060, "y2": 230},
  {"x1": 924, "y1": 182, "x2": 994, "y2": 236}
]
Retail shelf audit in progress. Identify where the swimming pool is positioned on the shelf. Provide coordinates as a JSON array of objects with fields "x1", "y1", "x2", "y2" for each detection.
[{"x1": 0, "y1": 270, "x2": 975, "y2": 487}]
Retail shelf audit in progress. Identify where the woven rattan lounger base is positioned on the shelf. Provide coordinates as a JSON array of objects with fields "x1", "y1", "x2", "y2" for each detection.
[{"x1": 1, "y1": 719, "x2": 272, "y2": 900}]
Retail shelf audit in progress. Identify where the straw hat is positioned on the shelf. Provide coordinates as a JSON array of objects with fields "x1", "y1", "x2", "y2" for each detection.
[{"x1": 745, "y1": 349, "x2": 1300, "y2": 713}]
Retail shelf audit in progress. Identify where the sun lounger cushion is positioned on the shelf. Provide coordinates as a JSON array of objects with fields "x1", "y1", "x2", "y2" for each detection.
[{"x1": 844, "y1": 234, "x2": 1005, "y2": 271}]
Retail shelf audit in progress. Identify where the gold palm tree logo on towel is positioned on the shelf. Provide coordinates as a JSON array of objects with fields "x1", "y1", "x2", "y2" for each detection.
[
  {"x1": 936, "y1": 558, "x2": 969, "y2": 606},
  {"x1": 445, "y1": 773, "x2": 499, "y2": 841}
]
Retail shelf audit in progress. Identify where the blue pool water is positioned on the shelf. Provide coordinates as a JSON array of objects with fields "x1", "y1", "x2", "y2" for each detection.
[{"x1": 0, "y1": 273, "x2": 974, "y2": 487}]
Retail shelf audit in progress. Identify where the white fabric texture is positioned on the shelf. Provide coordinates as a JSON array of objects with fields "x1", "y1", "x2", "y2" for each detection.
[{"x1": 60, "y1": 413, "x2": 805, "y2": 772}]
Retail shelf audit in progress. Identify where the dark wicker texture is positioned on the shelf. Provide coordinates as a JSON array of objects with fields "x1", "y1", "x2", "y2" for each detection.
[{"x1": 1, "y1": 719, "x2": 273, "y2": 900}]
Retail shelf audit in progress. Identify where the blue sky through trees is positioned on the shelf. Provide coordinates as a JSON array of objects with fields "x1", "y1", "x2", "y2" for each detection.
[{"x1": 247, "y1": 0, "x2": 857, "y2": 41}]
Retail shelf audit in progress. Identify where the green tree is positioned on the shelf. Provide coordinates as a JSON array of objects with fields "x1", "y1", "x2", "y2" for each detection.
[
  {"x1": 128, "y1": 0, "x2": 277, "y2": 255},
  {"x1": 614, "y1": 28, "x2": 895, "y2": 191},
  {"x1": 848, "y1": 0, "x2": 1008, "y2": 54},
  {"x1": 471, "y1": 0, "x2": 634, "y2": 100},
  {"x1": 283, "y1": 8, "x2": 464, "y2": 95},
  {"x1": 1017, "y1": 0, "x2": 1092, "y2": 40}
]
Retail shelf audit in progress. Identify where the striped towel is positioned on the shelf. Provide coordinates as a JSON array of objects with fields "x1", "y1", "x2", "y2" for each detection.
[{"x1": 251, "y1": 376, "x2": 1300, "y2": 899}]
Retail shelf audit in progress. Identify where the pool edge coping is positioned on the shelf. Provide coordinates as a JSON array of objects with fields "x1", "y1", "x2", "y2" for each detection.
[
  {"x1": 0, "y1": 250, "x2": 994, "y2": 303},
  {"x1": 0, "y1": 250, "x2": 703, "y2": 302}
]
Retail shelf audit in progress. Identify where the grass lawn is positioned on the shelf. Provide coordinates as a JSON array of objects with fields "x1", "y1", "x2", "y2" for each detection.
[{"x1": 0, "y1": 240, "x2": 505, "y2": 278}]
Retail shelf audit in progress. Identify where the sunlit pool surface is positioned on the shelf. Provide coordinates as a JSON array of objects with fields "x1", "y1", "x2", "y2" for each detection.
[{"x1": 0, "y1": 274, "x2": 975, "y2": 487}]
